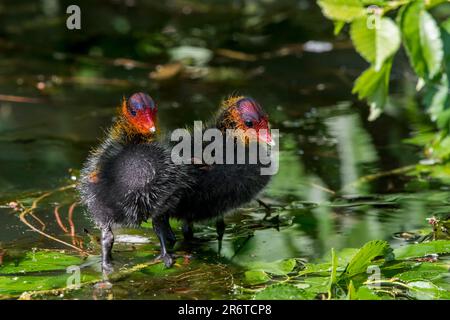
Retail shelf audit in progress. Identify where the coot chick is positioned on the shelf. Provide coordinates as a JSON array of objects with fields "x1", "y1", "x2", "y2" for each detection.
[
  {"x1": 78, "y1": 93, "x2": 190, "y2": 274},
  {"x1": 169, "y1": 96, "x2": 274, "y2": 246}
]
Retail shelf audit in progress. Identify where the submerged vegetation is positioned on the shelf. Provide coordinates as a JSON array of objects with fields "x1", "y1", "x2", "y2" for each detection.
[{"x1": 0, "y1": 0, "x2": 450, "y2": 299}]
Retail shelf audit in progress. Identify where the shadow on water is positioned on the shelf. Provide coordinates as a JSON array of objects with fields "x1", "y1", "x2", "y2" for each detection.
[{"x1": 0, "y1": 0, "x2": 447, "y2": 299}]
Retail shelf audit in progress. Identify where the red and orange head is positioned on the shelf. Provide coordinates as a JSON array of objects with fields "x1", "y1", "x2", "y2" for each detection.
[
  {"x1": 120, "y1": 92, "x2": 158, "y2": 136},
  {"x1": 219, "y1": 96, "x2": 273, "y2": 146}
]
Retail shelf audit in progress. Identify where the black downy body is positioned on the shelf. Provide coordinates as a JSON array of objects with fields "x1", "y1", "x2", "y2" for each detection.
[
  {"x1": 167, "y1": 96, "x2": 273, "y2": 244},
  {"x1": 78, "y1": 93, "x2": 191, "y2": 274}
]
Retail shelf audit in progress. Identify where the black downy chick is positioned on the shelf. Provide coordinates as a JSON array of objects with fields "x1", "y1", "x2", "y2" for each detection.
[
  {"x1": 168, "y1": 96, "x2": 274, "y2": 246},
  {"x1": 78, "y1": 93, "x2": 191, "y2": 274}
]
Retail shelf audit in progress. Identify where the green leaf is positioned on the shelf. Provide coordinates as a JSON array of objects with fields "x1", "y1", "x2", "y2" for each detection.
[
  {"x1": 352, "y1": 60, "x2": 393, "y2": 120},
  {"x1": 420, "y1": 11, "x2": 444, "y2": 78},
  {"x1": 350, "y1": 17, "x2": 400, "y2": 70},
  {"x1": 424, "y1": 19, "x2": 450, "y2": 131},
  {"x1": 442, "y1": 18, "x2": 450, "y2": 34},
  {"x1": 297, "y1": 276, "x2": 330, "y2": 295},
  {"x1": 322, "y1": 247, "x2": 360, "y2": 267},
  {"x1": 244, "y1": 270, "x2": 270, "y2": 285},
  {"x1": 298, "y1": 263, "x2": 332, "y2": 276},
  {"x1": 355, "y1": 286, "x2": 382, "y2": 300},
  {"x1": 347, "y1": 280, "x2": 356, "y2": 299},
  {"x1": 140, "y1": 258, "x2": 181, "y2": 276},
  {"x1": 424, "y1": 73, "x2": 450, "y2": 129},
  {"x1": 399, "y1": 1, "x2": 443, "y2": 79},
  {"x1": 0, "y1": 251, "x2": 83, "y2": 275},
  {"x1": 426, "y1": 0, "x2": 447, "y2": 8},
  {"x1": 403, "y1": 131, "x2": 436, "y2": 146},
  {"x1": 0, "y1": 273, "x2": 97, "y2": 296},
  {"x1": 407, "y1": 280, "x2": 450, "y2": 300},
  {"x1": 396, "y1": 269, "x2": 446, "y2": 282},
  {"x1": 328, "y1": 248, "x2": 338, "y2": 289},
  {"x1": 246, "y1": 259, "x2": 296, "y2": 276},
  {"x1": 334, "y1": 21, "x2": 346, "y2": 35},
  {"x1": 428, "y1": 137, "x2": 450, "y2": 161},
  {"x1": 317, "y1": 0, "x2": 366, "y2": 22},
  {"x1": 254, "y1": 283, "x2": 309, "y2": 300},
  {"x1": 344, "y1": 240, "x2": 390, "y2": 277},
  {"x1": 393, "y1": 240, "x2": 450, "y2": 260}
]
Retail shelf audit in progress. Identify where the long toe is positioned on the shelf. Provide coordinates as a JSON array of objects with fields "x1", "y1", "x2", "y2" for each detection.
[
  {"x1": 163, "y1": 254, "x2": 174, "y2": 268},
  {"x1": 155, "y1": 253, "x2": 174, "y2": 268}
]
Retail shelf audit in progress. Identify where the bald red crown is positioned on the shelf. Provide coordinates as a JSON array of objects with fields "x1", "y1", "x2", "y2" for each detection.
[{"x1": 123, "y1": 92, "x2": 158, "y2": 135}]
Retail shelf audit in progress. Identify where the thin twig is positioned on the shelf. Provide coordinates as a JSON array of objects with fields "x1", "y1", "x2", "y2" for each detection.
[
  {"x1": 54, "y1": 205, "x2": 69, "y2": 233},
  {"x1": 309, "y1": 182, "x2": 336, "y2": 195},
  {"x1": 28, "y1": 212, "x2": 46, "y2": 231},
  {"x1": 0, "y1": 94, "x2": 43, "y2": 104},
  {"x1": 68, "y1": 202, "x2": 77, "y2": 245},
  {"x1": 342, "y1": 164, "x2": 416, "y2": 191}
]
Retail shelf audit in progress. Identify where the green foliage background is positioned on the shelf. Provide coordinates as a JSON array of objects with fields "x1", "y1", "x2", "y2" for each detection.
[{"x1": 318, "y1": 0, "x2": 450, "y2": 159}]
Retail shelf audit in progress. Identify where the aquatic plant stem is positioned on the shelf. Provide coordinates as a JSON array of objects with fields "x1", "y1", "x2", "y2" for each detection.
[
  {"x1": 54, "y1": 205, "x2": 69, "y2": 233},
  {"x1": 342, "y1": 164, "x2": 416, "y2": 191},
  {"x1": 18, "y1": 183, "x2": 88, "y2": 255}
]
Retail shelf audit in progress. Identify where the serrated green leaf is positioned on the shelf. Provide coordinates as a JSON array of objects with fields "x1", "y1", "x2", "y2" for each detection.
[
  {"x1": 298, "y1": 263, "x2": 331, "y2": 276},
  {"x1": 355, "y1": 286, "x2": 382, "y2": 300},
  {"x1": 350, "y1": 17, "x2": 400, "y2": 70},
  {"x1": 399, "y1": 1, "x2": 443, "y2": 79},
  {"x1": 298, "y1": 276, "x2": 330, "y2": 295},
  {"x1": 244, "y1": 270, "x2": 270, "y2": 285},
  {"x1": 393, "y1": 240, "x2": 450, "y2": 259},
  {"x1": 0, "y1": 251, "x2": 83, "y2": 275},
  {"x1": 328, "y1": 248, "x2": 338, "y2": 288},
  {"x1": 396, "y1": 269, "x2": 447, "y2": 282},
  {"x1": 426, "y1": 0, "x2": 447, "y2": 8},
  {"x1": 424, "y1": 73, "x2": 450, "y2": 130},
  {"x1": 0, "y1": 273, "x2": 97, "y2": 296},
  {"x1": 352, "y1": 60, "x2": 392, "y2": 120},
  {"x1": 347, "y1": 280, "x2": 357, "y2": 299},
  {"x1": 420, "y1": 11, "x2": 444, "y2": 78},
  {"x1": 407, "y1": 280, "x2": 450, "y2": 300},
  {"x1": 442, "y1": 18, "x2": 450, "y2": 34},
  {"x1": 246, "y1": 259, "x2": 296, "y2": 276},
  {"x1": 334, "y1": 21, "x2": 346, "y2": 35},
  {"x1": 318, "y1": 0, "x2": 366, "y2": 22},
  {"x1": 344, "y1": 240, "x2": 390, "y2": 277}
]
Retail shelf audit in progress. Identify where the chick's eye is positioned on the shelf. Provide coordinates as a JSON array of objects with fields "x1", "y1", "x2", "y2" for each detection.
[
  {"x1": 129, "y1": 109, "x2": 137, "y2": 116},
  {"x1": 244, "y1": 120, "x2": 253, "y2": 128}
]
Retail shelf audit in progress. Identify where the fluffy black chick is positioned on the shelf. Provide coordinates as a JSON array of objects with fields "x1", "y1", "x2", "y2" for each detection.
[
  {"x1": 168, "y1": 96, "x2": 274, "y2": 246},
  {"x1": 78, "y1": 92, "x2": 191, "y2": 275}
]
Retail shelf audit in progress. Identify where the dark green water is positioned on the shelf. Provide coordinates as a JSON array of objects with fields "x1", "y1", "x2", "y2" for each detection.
[{"x1": 0, "y1": 0, "x2": 446, "y2": 299}]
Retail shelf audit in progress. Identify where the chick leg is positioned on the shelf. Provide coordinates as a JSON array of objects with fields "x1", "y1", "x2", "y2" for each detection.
[
  {"x1": 182, "y1": 220, "x2": 195, "y2": 241},
  {"x1": 163, "y1": 215, "x2": 177, "y2": 248},
  {"x1": 101, "y1": 226, "x2": 114, "y2": 275},
  {"x1": 257, "y1": 199, "x2": 273, "y2": 219},
  {"x1": 216, "y1": 216, "x2": 226, "y2": 254},
  {"x1": 153, "y1": 215, "x2": 174, "y2": 267}
]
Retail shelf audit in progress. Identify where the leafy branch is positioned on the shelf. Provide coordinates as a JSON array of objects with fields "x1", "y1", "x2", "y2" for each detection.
[{"x1": 318, "y1": 0, "x2": 450, "y2": 159}]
